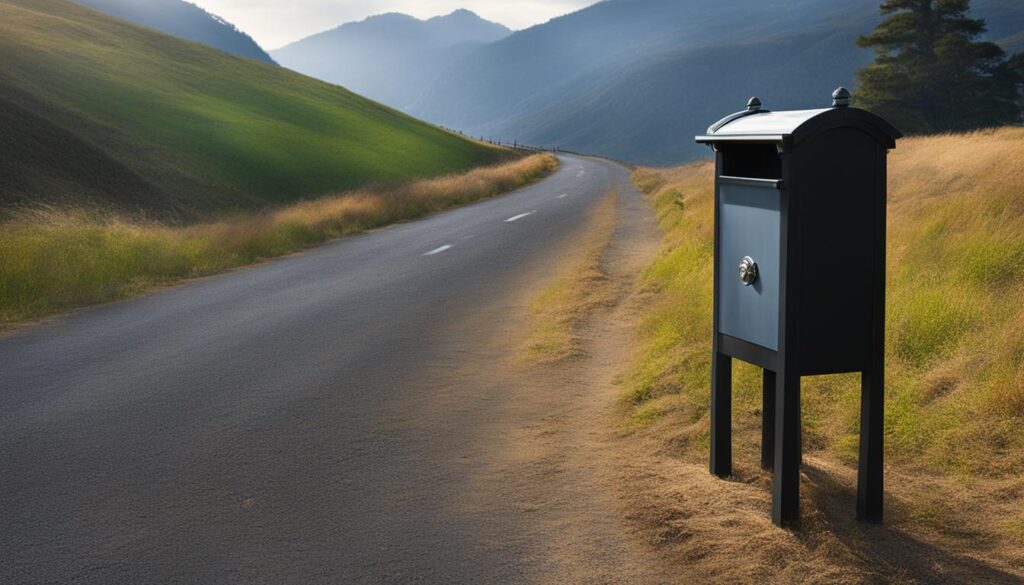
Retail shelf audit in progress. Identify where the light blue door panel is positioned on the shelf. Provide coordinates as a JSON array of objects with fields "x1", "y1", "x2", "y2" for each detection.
[{"x1": 718, "y1": 183, "x2": 781, "y2": 351}]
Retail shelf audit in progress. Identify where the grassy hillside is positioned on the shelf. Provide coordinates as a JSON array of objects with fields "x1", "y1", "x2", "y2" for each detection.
[
  {"x1": 72, "y1": 0, "x2": 276, "y2": 64},
  {"x1": 626, "y1": 128, "x2": 1024, "y2": 574},
  {"x1": 0, "y1": 0, "x2": 504, "y2": 218}
]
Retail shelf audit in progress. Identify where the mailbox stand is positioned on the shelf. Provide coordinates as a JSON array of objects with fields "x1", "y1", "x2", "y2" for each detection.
[{"x1": 696, "y1": 88, "x2": 901, "y2": 527}]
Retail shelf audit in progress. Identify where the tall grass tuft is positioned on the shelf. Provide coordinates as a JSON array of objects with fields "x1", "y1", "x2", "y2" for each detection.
[
  {"x1": 0, "y1": 154, "x2": 557, "y2": 326},
  {"x1": 626, "y1": 127, "x2": 1024, "y2": 477},
  {"x1": 524, "y1": 190, "x2": 618, "y2": 363}
]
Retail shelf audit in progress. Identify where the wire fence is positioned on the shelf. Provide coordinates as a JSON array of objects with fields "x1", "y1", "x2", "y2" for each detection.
[{"x1": 435, "y1": 126, "x2": 635, "y2": 169}]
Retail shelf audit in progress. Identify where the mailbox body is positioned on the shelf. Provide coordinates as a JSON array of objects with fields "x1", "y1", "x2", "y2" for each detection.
[
  {"x1": 699, "y1": 109, "x2": 898, "y2": 376},
  {"x1": 697, "y1": 104, "x2": 901, "y2": 526}
]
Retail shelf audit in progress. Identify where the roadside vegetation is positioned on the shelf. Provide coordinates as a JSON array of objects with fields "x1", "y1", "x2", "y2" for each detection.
[
  {"x1": 0, "y1": 154, "x2": 557, "y2": 327},
  {"x1": 524, "y1": 190, "x2": 618, "y2": 363},
  {"x1": 625, "y1": 127, "x2": 1024, "y2": 579}
]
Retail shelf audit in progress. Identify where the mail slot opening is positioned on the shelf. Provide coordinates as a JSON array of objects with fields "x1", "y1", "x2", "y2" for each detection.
[{"x1": 719, "y1": 143, "x2": 780, "y2": 180}]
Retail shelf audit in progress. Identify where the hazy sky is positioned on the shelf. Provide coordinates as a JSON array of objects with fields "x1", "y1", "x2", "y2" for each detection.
[{"x1": 191, "y1": 0, "x2": 600, "y2": 50}]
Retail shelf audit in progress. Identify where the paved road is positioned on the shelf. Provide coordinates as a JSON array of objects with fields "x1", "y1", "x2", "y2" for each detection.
[{"x1": 0, "y1": 156, "x2": 658, "y2": 584}]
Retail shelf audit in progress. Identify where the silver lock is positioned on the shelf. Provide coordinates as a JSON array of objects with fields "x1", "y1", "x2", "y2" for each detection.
[{"x1": 739, "y1": 256, "x2": 758, "y2": 286}]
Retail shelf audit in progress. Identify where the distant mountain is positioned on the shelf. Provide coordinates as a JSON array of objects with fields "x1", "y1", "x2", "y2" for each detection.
[
  {"x1": 1000, "y1": 30, "x2": 1024, "y2": 54},
  {"x1": 402, "y1": 0, "x2": 1024, "y2": 165},
  {"x1": 406, "y1": 0, "x2": 866, "y2": 163},
  {"x1": 1, "y1": 0, "x2": 502, "y2": 218},
  {"x1": 72, "y1": 0, "x2": 275, "y2": 64},
  {"x1": 272, "y1": 9, "x2": 511, "y2": 110}
]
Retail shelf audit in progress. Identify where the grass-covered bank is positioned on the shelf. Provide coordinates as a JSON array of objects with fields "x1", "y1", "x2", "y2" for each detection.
[
  {"x1": 1, "y1": 0, "x2": 505, "y2": 217},
  {"x1": 524, "y1": 190, "x2": 618, "y2": 363},
  {"x1": 625, "y1": 128, "x2": 1024, "y2": 562},
  {"x1": 0, "y1": 154, "x2": 557, "y2": 327}
]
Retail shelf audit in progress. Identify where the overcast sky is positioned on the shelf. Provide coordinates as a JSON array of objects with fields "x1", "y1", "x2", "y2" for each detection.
[{"x1": 190, "y1": 0, "x2": 600, "y2": 50}]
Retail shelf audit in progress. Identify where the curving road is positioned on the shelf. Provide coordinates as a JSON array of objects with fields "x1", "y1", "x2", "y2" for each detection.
[{"x1": 0, "y1": 156, "x2": 665, "y2": 584}]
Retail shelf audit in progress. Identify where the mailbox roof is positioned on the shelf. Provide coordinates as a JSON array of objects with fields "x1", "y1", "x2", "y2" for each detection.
[{"x1": 696, "y1": 106, "x2": 902, "y2": 148}]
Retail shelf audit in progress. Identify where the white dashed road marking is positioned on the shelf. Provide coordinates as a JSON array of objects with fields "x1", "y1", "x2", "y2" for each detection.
[
  {"x1": 505, "y1": 212, "x2": 534, "y2": 223},
  {"x1": 557, "y1": 193, "x2": 568, "y2": 199},
  {"x1": 424, "y1": 245, "x2": 453, "y2": 256}
]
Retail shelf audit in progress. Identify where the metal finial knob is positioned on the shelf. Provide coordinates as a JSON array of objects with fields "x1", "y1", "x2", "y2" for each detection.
[
  {"x1": 832, "y1": 87, "x2": 851, "y2": 108},
  {"x1": 747, "y1": 97, "x2": 762, "y2": 112}
]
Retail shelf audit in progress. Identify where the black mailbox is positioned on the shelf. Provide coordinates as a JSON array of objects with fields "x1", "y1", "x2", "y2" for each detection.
[{"x1": 695, "y1": 88, "x2": 901, "y2": 527}]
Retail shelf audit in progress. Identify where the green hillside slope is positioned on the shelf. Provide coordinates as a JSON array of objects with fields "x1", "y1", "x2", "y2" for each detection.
[{"x1": 0, "y1": 0, "x2": 503, "y2": 218}]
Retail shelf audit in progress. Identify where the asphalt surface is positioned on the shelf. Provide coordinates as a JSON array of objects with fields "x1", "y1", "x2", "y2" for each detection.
[{"x1": 0, "y1": 155, "x2": 655, "y2": 584}]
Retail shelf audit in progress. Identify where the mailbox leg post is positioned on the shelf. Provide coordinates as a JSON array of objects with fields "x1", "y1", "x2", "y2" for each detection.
[
  {"x1": 772, "y1": 369, "x2": 801, "y2": 527},
  {"x1": 857, "y1": 366, "x2": 884, "y2": 522},
  {"x1": 710, "y1": 352, "x2": 732, "y2": 478},
  {"x1": 761, "y1": 369, "x2": 776, "y2": 471}
]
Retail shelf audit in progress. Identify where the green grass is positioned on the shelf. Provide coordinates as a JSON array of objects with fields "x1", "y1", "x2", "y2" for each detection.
[
  {"x1": 627, "y1": 128, "x2": 1024, "y2": 478},
  {"x1": 0, "y1": 0, "x2": 505, "y2": 218},
  {"x1": 0, "y1": 154, "x2": 558, "y2": 325}
]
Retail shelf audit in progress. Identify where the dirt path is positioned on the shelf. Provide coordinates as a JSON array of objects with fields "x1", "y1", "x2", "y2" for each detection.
[
  {"x1": 380, "y1": 173, "x2": 675, "y2": 583},
  {"x1": 375, "y1": 160, "x2": 1024, "y2": 585}
]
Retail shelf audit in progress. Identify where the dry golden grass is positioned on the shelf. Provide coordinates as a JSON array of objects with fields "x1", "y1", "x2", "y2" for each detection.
[
  {"x1": 0, "y1": 154, "x2": 558, "y2": 326},
  {"x1": 524, "y1": 190, "x2": 619, "y2": 363},
  {"x1": 622, "y1": 127, "x2": 1024, "y2": 582}
]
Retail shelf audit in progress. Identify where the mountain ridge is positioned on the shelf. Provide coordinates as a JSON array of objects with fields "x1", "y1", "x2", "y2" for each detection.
[
  {"x1": 272, "y1": 9, "x2": 510, "y2": 110},
  {"x1": 72, "y1": 0, "x2": 276, "y2": 63},
  {"x1": 279, "y1": 9, "x2": 511, "y2": 50},
  {"x1": 354, "y1": 0, "x2": 1022, "y2": 166}
]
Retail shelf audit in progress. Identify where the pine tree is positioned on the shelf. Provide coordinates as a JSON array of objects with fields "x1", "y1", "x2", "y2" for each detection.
[{"x1": 856, "y1": 0, "x2": 1023, "y2": 134}]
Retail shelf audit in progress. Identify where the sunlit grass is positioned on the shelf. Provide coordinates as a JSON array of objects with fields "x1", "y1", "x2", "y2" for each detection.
[
  {"x1": 626, "y1": 127, "x2": 1024, "y2": 477},
  {"x1": 524, "y1": 190, "x2": 618, "y2": 363},
  {"x1": 0, "y1": 154, "x2": 557, "y2": 325}
]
